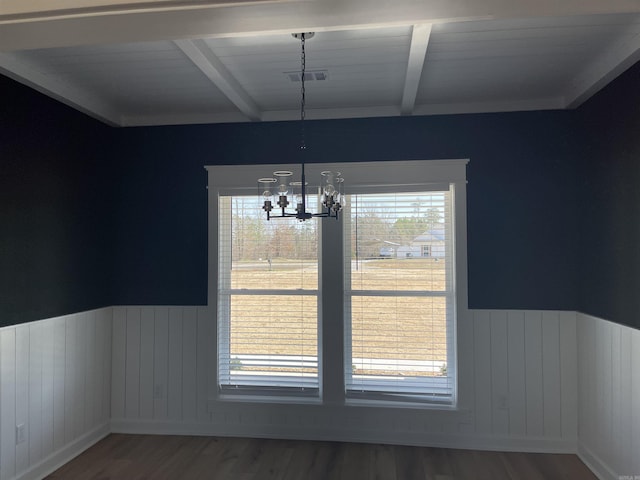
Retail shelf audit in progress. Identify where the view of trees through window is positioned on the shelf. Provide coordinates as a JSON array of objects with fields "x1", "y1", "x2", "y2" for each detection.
[{"x1": 231, "y1": 198, "x2": 318, "y2": 262}]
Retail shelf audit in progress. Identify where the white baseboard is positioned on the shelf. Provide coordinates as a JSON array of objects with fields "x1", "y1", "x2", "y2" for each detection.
[
  {"x1": 577, "y1": 442, "x2": 618, "y2": 480},
  {"x1": 14, "y1": 423, "x2": 110, "y2": 480},
  {"x1": 110, "y1": 418, "x2": 576, "y2": 454}
]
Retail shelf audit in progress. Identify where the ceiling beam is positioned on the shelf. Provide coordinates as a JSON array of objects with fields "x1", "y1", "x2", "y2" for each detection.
[
  {"x1": 0, "y1": 53, "x2": 121, "y2": 126},
  {"x1": 262, "y1": 105, "x2": 402, "y2": 122},
  {"x1": 0, "y1": 0, "x2": 278, "y2": 19},
  {"x1": 121, "y1": 110, "x2": 251, "y2": 126},
  {"x1": 2, "y1": 0, "x2": 640, "y2": 51},
  {"x1": 565, "y1": 25, "x2": 640, "y2": 108},
  {"x1": 412, "y1": 97, "x2": 566, "y2": 116},
  {"x1": 122, "y1": 96, "x2": 569, "y2": 126},
  {"x1": 174, "y1": 38, "x2": 261, "y2": 121},
  {"x1": 401, "y1": 23, "x2": 431, "y2": 115}
]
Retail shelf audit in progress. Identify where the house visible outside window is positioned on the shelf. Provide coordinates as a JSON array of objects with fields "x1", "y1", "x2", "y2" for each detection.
[{"x1": 206, "y1": 160, "x2": 468, "y2": 406}]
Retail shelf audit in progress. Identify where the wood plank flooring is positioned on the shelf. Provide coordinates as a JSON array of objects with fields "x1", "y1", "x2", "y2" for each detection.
[{"x1": 46, "y1": 434, "x2": 597, "y2": 480}]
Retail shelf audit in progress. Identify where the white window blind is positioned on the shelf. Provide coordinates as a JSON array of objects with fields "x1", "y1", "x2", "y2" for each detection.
[
  {"x1": 344, "y1": 190, "x2": 456, "y2": 403},
  {"x1": 218, "y1": 195, "x2": 319, "y2": 394}
]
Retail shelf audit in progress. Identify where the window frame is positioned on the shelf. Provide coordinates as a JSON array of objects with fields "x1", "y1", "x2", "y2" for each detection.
[
  {"x1": 206, "y1": 160, "x2": 469, "y2": 407},
  {"x1": 216, "y1": 195, "x2": 320, "y2": 395},
  {"x1": 342, "y1": 186, "x2": 456, "y2": 404}
]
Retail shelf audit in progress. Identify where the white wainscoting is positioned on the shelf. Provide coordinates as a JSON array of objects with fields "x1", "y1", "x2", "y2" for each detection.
[
  {"x1": 0, "y1": 308, "x2": 112, "y2": 480},
  {"x1": 4, "y1": 306, "x2": 637, "y2": 479},
  {"x1": 110, "y1": 307, "x2": 578, "y2": 452},
  {"x1": 577, "y1": 313, "x2": 640, "y2": 480}
]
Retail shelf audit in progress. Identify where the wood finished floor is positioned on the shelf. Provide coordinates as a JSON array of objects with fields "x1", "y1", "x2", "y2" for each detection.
[{"x1": 47, "y1": 434, "x2": 597, "y2": 480}]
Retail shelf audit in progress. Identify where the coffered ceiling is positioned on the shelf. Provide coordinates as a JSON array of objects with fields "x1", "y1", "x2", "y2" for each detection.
[{"x1": 1, "y1": 0, "x2": 639, "y2": 126}]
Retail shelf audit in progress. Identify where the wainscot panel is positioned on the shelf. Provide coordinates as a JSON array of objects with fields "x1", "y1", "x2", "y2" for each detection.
[
  {"x1": 0, "y1": 308, "x2": 112, "y2": 480},
  {"x1": 577, "y1": 313, "x2": 640, "y2": 480},
  {"x1": 110, "y1": 307, "x2": 578, "y2": 453}
]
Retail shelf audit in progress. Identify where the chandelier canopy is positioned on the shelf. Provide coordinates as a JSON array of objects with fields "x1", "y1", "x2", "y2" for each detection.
[{"x1": 258, "y1": 32, "x2": 344, "y2": 221}]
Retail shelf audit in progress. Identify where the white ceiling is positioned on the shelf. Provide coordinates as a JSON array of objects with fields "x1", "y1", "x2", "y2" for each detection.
[{"x1": 1, "y1": 0, "x2": 640, "y2": 126}]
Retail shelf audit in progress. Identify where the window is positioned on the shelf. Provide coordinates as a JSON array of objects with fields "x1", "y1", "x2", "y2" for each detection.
[
  {"x1": 206, "y1": 160, "x2": 468, "y2": 405},
  {"x1": 344, "y1": 190, "x2": 455, "y2": 402},
  {"x1": 217, "y1": 195, "x2": 319, "y2": 394}
]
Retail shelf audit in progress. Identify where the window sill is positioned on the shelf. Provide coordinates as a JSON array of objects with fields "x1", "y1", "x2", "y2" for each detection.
[
  {"x1": 210, "y1": 394, "x2": 463, "y2": 412},
  {"x1": 345, "y1": 397, "x2": 460, "y2": 411},
  {"x1": 213, "y1": 394, "x2": 322, "y2": 407}
]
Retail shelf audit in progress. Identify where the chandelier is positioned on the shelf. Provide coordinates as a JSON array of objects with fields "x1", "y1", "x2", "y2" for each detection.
[{"x1": 258, "y1": 32, "x2": 344, "y2": 221}]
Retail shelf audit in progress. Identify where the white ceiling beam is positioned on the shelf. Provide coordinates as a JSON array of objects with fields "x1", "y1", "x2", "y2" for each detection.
[
  {"x1": 0, "y1": 0, "x2": 276, "y2": 18},
  {"x1": 121, "y1": 110, "x2": 251, "y2": 126},
  {"x1": 174, "y1": 38, "x2": 261, "y2": 121},
  {"x1": 3, "y1": 0, "x2": 640, "y2": 51},
  {"x1": 412, "y1": 97, "x2": 566, "y2": 116},
  {"x1": 123, "y1": 96, "x2": 569, "y2": 126},
  {"x1": 124, "y1": 108, "x2": 401, "y2": 126},
  {"x1": 401, "y1": 23, "x2": 431, "y2": 115},
  {"x1": 262, "y1": 105, "x2": 402, "y2": 122},
  {"x1": 0, "y1": 53, "x2": 121, "y2": 126},
  {"x1": 565, "y1": 25, "x2": 640, "y2": 108},
  {"x1": 235, "y1": 96, "x2": 568, "y2": 123}
]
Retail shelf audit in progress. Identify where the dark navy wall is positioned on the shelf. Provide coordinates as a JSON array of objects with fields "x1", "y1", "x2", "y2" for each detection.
[
  {"x1": 577, "y1": 61, "x2": 640, "y2": 329},
  {"x1": 111, "y1": 126, "x2": 210, "y2": 304},
  {"x1": 0, "y1": 75, "x2": 115, "y2": 326},
  {"x1": 3, "y1": 70, "x2": 602, "y2": 325},
  {"x1": 112, "y1": 111, "x2": 582, "y2": 311}
]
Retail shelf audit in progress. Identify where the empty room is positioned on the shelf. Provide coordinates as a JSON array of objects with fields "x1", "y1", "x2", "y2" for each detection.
[{"x1": 1, "y1": 1, "x2": 639, "y2": 479}]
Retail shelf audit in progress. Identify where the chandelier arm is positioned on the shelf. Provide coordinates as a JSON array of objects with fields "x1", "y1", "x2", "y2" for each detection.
[{"x1": 266, "y1": 208, "x2": 338, "y2": 220}]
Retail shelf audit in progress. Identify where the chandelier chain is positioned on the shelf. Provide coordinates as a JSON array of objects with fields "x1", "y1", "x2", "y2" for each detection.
[{"x1": 300, "y1": 33, "x2": 306, "y2": 151}]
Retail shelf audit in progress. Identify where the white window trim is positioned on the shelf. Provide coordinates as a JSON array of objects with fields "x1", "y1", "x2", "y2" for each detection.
[
  {"x1": 216, "y1": 194, "x2": 320, "y2": 394},
  {"x1": 205, "y1": 159, "x2": 469, "y2": 407},
  {"x1": 342, "y1": 188, "x2": 456, "y2": 404}
]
